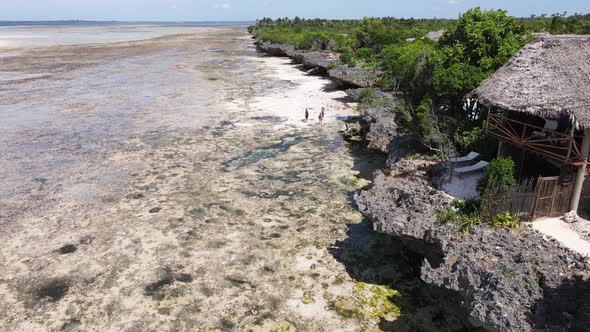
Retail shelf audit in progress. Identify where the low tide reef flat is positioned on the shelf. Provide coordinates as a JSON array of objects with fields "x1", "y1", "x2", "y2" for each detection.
[{"x1": 0, "y1": 27, "x2": 398, "y2": 331}]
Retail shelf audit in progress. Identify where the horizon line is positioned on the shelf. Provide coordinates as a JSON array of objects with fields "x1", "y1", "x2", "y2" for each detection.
[{"x1": 0, "y1": 20, "x2": 255, "y2": 23}]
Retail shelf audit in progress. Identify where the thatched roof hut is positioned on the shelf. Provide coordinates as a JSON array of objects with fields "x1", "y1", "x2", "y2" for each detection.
[{"x1": 467, "y1": 34, "x2": 590, "y2": 128}]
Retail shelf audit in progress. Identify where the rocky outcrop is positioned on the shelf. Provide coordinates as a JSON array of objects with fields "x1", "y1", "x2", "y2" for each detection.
[
  {"x1": 328, "y1": 65, "x2": 381, "y2": 88},
  {"x1": 255, "y1": 40, "x2": 382, "y2": 88},
  {"x1": 255, "y1": 40, "x2": 338, "y2": 70},
  {"x1": 345, "y1": 89, "x2": 414, "y2": 166},
  {"x1": 355, "y1": 159, "x2": 590, "y2": 331},
  {"x1": 345, "y1": 89, "x2": 397, "y2": 152},
  {"x1": 293, "y1": 51, "x2": 339, "y2": 69},
  {"x1": 339, "y1": 121, "x2": 363, "y2": 141},
  {"x1": 254, "y1": 40, "x2": 298, "y2": 57}
]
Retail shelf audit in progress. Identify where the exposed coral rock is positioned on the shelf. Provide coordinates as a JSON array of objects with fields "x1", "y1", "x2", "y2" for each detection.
[
  {"x1": 255, "y1": 40, "x2": 380, "y2": 88},
  {"x1": 345, "y1": 89, "x2": 413, "y2": 165},
  {"x1": 328, "y1": 65, "x2": 381, "y2": 88},
  {"x1": 355, "y1": 160, "x2": 449, "y2": 242},
  {"x1": 255, "y1": 41, "x2": 338, "y2": 70},
  {"x1": 339, "y1": 121, "x2": 362, "y2": 141},
  {"x1": 295, "y1": 51, "x2": 339, "y2": 69},
  {"x1": 254, "y1": 41, "x2": 299, "y2": 57},
  {"x1": 355, "y1": 160, "x2": 590, "y2": 331}
]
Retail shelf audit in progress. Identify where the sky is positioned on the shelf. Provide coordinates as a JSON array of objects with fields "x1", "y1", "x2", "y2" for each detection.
[{"x1": 0, "y1": 0, "x2": 589, "y2": 21}]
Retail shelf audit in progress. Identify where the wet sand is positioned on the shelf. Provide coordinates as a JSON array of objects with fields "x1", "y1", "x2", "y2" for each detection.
[{"x1": 0, "y1": 28, "x2": 400, "y2": 331}]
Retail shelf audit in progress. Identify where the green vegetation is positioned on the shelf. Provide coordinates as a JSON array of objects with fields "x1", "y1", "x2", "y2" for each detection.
[
  {"x1": 490, "y1": 212, "x2": 519, "y2": 229},
  {"x1": 437, "y1": 199, "x2": 483, "y2": 233},
  {"x1": 437, "y1": 195, "x2": 519, "y2": 233},
  {"x1": 250, "y1": 10, "x2": 590, "y2": 159},
  {"x1": 476, "y1": 158, "x2": 516, "y2": 197},
  {"x1": 333, "y1": 282, "x2": 400, "y2": 322},
  {"x1": 437, "y1": 159, "x2": 519, "y2": 232},
  {"x1": 520, "y1": 13, "x2": 590, "y2": 34}
]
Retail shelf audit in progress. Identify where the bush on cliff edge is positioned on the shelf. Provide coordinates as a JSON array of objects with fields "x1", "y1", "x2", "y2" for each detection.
[{"x1": 476, "y1": 158, "x2": 516, "y2": 197}]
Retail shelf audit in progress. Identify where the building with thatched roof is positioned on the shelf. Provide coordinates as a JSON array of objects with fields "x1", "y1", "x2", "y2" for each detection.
[{"x1": 466, "y1": 34, "x2": 590, "y2": 219}]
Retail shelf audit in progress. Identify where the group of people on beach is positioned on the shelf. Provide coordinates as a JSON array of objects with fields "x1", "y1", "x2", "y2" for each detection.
[{"x1": 304, "y1": 107, "x2": 326, "y2": 124}]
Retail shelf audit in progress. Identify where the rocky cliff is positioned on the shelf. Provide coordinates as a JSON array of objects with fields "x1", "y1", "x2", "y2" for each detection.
[
  {"x1": 344, "y1": 89, "x2": 414, "y2": 166},
  {"x1": 355, "y1": 160, "x2": 590, "y2": 331},
  {"x1": 328, "y1": 66, "x2": 381, "y2": 88},
  {"x1": 255, "y1": 40, "x2": 382, "y2": 87}
]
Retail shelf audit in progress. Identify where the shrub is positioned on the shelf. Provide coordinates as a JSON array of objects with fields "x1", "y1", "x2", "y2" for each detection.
[
  {"x1": 339, "y1": 49, "x2": 354, "y2": 65},
  {"x1": 355, "y1": 47, "x2": 374, "y2": 61},
  {"x1": 357, "y1": 88, "x2": 375, "y2": 104},
  {"x1": 437, "y1": 199, "x2": 481, "y2": 232},
  {"x1": 437, "y1": 198, "x2": 519, "y2": 232},
  {"x1": 458, "y1": 198, "x2": 481, "y2": 215},
  {"x1": 455, "y1": 127, "x2": 484, "y2": 152},
  {"x1": 297, "y1": 31, "x2": 330, "y2": 50},
  {"x1": 394, "y1": 103, "x2": 413, "y2": 130},
  {"x1": 454, "y1": 127, "x2": 498, "y2": 161},
  {"x1": 476, "y1": 158, "x2": 516, "y2": 197},
  {"x1": 437, "y1": 206, "x2": 460, "y2": 225},
  {"x1": 414, "y1": 97, "x2": 434, "y2": 142},
  {"x1": 380, "y1": 40, "x2": 435, "y2": 92},
  {"x1": 458, "y1": 213, "x2": 481, "y2": 233},
  {"x1": 490, "y1": 212, "x2": 519, "y2": 229}
]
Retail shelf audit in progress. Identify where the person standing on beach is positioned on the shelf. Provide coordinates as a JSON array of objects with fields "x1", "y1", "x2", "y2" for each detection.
[
  {"x1": 305, "y1": 108, "x2": 309, "y2": 122},
  {"x1": 318, "y1": 112, "x2": 323, "y2": 124}
]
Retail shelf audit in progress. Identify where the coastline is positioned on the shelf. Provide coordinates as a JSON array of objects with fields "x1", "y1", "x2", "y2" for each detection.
[
  {"x1": 253, "y1": 36, "x2": 590, "y2": 331},
  {"x1": 1, "y1": 25, "x2": 588, "y2": 330},
  {"x1": 1, "y1": 28, "x2": 452, "y2": 331}
]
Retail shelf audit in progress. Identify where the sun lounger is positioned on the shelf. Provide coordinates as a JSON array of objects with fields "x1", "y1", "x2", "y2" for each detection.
[
  {"x1": 455, "y1": 161, "x2": 489, "y2": 174},
  {"x1": 449, "y1": 151, "x2": 480, "y2": 163}
]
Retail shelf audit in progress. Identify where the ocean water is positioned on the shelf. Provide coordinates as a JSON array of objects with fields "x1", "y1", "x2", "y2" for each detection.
[{"x1": 0, "y1": 21, "x2": 249, "y2": 48}]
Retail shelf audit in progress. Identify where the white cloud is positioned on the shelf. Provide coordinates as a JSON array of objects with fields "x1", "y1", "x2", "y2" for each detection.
[{"x1": 448, "y1": 0, "x2": 459, "y2": 4}]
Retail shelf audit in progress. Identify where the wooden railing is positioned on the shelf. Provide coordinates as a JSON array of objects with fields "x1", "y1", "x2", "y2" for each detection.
[{"x1": 486, "y1": 113, "x2": 584, "y2": 165}]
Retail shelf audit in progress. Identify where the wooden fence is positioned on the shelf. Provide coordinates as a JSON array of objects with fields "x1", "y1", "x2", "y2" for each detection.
[
  {"x1": 532, "y1": 177, "x2": 574, "y2": 220},
  {"x1": 489, "y1": 176, "x2": 573, "y2": 221}
]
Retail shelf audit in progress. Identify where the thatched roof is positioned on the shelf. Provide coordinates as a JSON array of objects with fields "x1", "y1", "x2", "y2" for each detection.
[{"x1": 467, "y1": 34, "x2": 590, "y2": 128}]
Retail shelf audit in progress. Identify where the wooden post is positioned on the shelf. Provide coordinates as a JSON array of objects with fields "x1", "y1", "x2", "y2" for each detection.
[
  {"x1": 570, "y1": 128, "x2": 590, "y2": 212},
  {"x1": 566, "y1": 128, "x2": 575, "y2": 162},
  {"x1": 495, "y1": 106, "x2": 503, "y2": 158},
  {"x1": 485, "y1": 105, "x2": 491, "y2": 134},
  {"x1": 518, "y1": 148, "x2": 526, "y2": 179}
]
